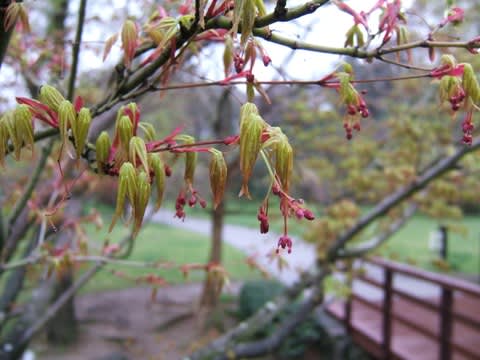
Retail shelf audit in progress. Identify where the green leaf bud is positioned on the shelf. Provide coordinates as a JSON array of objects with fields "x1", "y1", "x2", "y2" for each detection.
[
  {"x1": 133, "y1": 171, "x2": 151, "y2": 236},
  {"x1": 462, "y1": 63, "x2": 480, "y2": 103},
  {"x1": 129, "y1": 136, "x2": 149, "y2": 175},
  {"x1": 95, "y1": 131, "x2": 111, "y2": 173},
  {"x1": 39, "y1": 85, "x2": 65, "y2": 112},
  {"x1": 239, "y1": 112, "x2": 265, "y2": 198},
  {"x1": 209, "y1": 149, "x2": 227, "y2": 210},
  {"x1": 57, "y1": 100, "x2": 75, "y2": 145},
  {"x1": 150, "y1": 153, "x2": 166, "y2": 211},
  {"x1": 14, "y1": 105, "x2": 34, "y2": 153},
  {"x1": 74, "y1": 108, "x2": 91, "y2": 159},
  {"x1": 118, "y1": 115, "x2": 133, "y2": 153},
  {"x1": 109, "y1": 162, "x2": 138, "y2": 232}
]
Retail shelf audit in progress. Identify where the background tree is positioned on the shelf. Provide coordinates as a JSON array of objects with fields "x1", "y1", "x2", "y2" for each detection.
[{"x1": 0, "y1": 0, "x2": 480, "y2": 359}]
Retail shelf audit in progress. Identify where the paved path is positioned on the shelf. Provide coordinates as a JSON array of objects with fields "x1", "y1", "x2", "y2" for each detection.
[
  {"x1": 151, "y1": 209, "x2": 316, "y2": 285},
  {"x1": 150, "y1": 209, "x2": 441, "y2": 299}
]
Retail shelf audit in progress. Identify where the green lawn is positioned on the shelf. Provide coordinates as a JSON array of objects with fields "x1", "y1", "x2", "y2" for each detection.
[
  {"x1": 81, "y1": 213, "x2": 261, "y2": 293},
  {"x1": 170, "y1": 198, "x2": 480, "y2": 275},
  {"x1": 376, "y1": 214, "x2": 480, "y2": 275}
]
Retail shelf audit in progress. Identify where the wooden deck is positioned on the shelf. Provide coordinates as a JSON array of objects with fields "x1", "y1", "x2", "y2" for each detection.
[{"x1": 327, "y1": 258, "x2": 480, "y2": 360}]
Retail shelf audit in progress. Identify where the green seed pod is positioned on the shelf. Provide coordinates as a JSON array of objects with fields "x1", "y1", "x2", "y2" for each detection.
[
  {"x1": 39, "y1": 85, "x2": 65, "y2": 112},
  {"x1": 95, "y1": 131, "x2": 111, "y2": 173},
  {"x1": 275, "y1": 137, "x2": 293, "y2": 193},
  {"x1": 14, "y1": 104, "x2": 34, "y2": 153},
  {"x1": 57, "y1": 100, "x2": 75, "y2": 145},
  {"x1": 109, "y1": 162, "x2": 138, "y2": 232},
  {"x1": 239, "y1": 113, "x2": 265, "y2": 198},
  {"x1": 133, "y1": 171, "x2": 151, "y2": 236},
  {"x1": 74, "y1": 108, "x2": 91, "y2": 159},
  {"x1": 118, "y1": 115, "x2": 133, "y2": 153},
  {"x1": 150, "y1": 153, "x2": 166, "y2": 211},
  {"x1": 129, "y1": 136, "x2": 149, "y2": 175},
  {"x1": 209, "y1": 149, "x2": 227, "y2": 210},
  {"x1": 3, "y1": 111, "x2": 21, "y2": 160},
  {"x1": 462, "y1": 63, "x2": 480, "y2": 103}
]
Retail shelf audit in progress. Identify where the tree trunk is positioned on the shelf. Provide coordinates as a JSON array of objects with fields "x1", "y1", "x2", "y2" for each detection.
[
  {"x1": 200, "y1": 201, "x2": 226, "y2": 307},
  {"x1": 46, "y1": 267, "x2": 77, "y2": 345},
  {"x1": 199, "y1": 90, "x2": 233, "y2": 310}
]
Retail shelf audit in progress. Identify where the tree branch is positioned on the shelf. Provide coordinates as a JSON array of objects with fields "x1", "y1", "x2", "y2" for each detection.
[
  {"x1": 327, "y1": 139, "x2": 480, "y2": 260},
  {"x1": 336, "y1": 204, "x2": 418, "y2": 258},
  {"x1": 188, "y1": 269, "x2": 328, "y2": 360}
]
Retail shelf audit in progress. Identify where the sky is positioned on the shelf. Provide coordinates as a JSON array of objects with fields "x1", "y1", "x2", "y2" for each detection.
[{"x1": 0, "y1": 0, "x2": 417, "y2": 110}]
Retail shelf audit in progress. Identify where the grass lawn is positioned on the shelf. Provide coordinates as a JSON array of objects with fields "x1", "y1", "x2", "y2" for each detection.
[
  {"x1": 81, "y1": 209, "x2": 261, "y2": 293},
  {"x1": 376, "y1": 214, "x2": 480, "y2": 275},
  {"x1": 167, "y1": 198, "x2": 480, "y2": 275}
]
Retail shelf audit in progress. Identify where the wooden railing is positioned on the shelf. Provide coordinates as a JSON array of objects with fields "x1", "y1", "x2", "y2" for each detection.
[{"x1": 327, "y1": 257, "x2": 480, "y2": 360}]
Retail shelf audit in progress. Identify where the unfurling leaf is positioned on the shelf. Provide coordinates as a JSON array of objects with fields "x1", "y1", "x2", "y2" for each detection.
[
  {"x1": 462, "y1": 63, "x2": 480, "y2": 103},
  {"x1": 14, "y1": 105, "x2": 34, "y2": 154},
  {"x1": 209, "y1": 149, "x2": 227, "y2": 209},
  {"x1": 95, "y1": 131, "x2": 111, "y2": 173},
  {"x1": 223, "y1": 35, "x2": 234, "y2": 77},
  {"x1": 0, "y1": 120, "x2": 8, "y2": 166},
  {"x1": 275, "y1": 137, "x2": 293, "y2": 192},
  {"x1": 39, "y1": 85, "x2": 65, "y2": 112},
  {"x1": 74, "y1": 108, "x2": 91, "y2": 159},
  {"x1": 118, "y1": 115, "x2": 133, "y2": 153},
  {"x1": 241, "y1": 0, "x2": 256, "y2": 46},
  {"x1": 129, "y1": 136, "x2": 149, "y2": 176},
  {"x1": 121, "y1": 19, "x2": 138, "y2": 67},
  {"x1": 138, "y1": 122, "x2": 156, "y2": 142},
  {"x1": 58, "y1": 100, "x2": 75, "y2": 145},
  {"x1": 239, "y1": 112, "x2": 265, "y2": 198},
  {"x1": 133, "y1": 171, "x2": 151, "y2": 236},
  {"x1": 151, "y1": 154, "x2": 166, "y2": 211},
  {"x1": 103, "y1": 33, "x2": 118, "y2": 62},
  {"x1": 4, "y1": 2, "x2": 20, "y2": 32},
  {"x1": 109, "y1": 162, "x2": 137, "y2": 232},
  {"x1": 3, "y1": 111, "x2": 21, "y2": 160}
]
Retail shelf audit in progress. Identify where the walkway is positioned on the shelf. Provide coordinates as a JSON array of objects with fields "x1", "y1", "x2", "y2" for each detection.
[{"x1": 151, "y1": 209, "x2": 316, "y2": 285}]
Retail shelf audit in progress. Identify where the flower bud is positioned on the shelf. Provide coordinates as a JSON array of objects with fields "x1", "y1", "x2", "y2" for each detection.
[
  {"x1": 14, "y1": 104, "x2": 34, "y2": 153},
  {"x1": 462, "y1": 63, "x2": 480, "y2": 103},
  {"x1": 118, "y1": 115, "x2": 133, "y2": 153},
  {"x1": 57, "y1": 100, "x2": 75, "y2": 145},
  {"x1": 150, "y1": 154, "x2": 166, "y2": 211},
  {"x1": 209, "y1": 149, "x2": 227, "y2": 209},
  {"x1": 109, "y1": 162, "x2": 137, "y2": 232},
  {"x1": 95, "y1": 131, "x2": 111, "y2": 173},
  {"x1": 129, "y1": 136, "x2": 149, "y2": 175},
  {"x1": 133, "y1": 171, "x2": 151, "y2": 236},
  {"x1": 74, "y1": 107, "x2": 91, "y2": 159},
  {"x1": 275, "y1": 137, "x2": 293, "y2": 192},
  {"x1": 239, "y1": 112, "x2": 265, "y2": 198},
  {"x1": 39, "y1": 85, "x2": 65, "y2": 112}
]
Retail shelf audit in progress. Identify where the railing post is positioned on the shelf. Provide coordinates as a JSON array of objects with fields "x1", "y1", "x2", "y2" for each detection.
[
  {"x1": 382, "y1": 268, "x2": 393, "y2": 360},
  {"x1": 439, "y1": 287, "x2": 453, "y2": 360}
]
